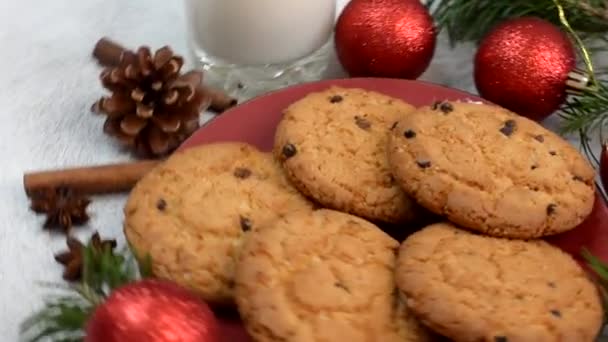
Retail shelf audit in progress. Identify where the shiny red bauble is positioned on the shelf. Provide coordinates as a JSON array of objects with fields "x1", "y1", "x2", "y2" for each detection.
[
  {"x1": 474, "y1": 17, "x2": 576, "y2": 121},
  {"x1": 85, "y1": 279, "x2": 219, "y2": 342},
  {"x1": 335, "y1": 0, "x2": 436, "y2": 79}
]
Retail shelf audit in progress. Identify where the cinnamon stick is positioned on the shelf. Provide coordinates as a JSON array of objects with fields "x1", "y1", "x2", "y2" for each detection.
[
  {"x1": 92, "y1": 37, "x2": 237, "y2": 112},
  {"x1": 23, "y1": 160, "x2": 160, "y2": 197}
]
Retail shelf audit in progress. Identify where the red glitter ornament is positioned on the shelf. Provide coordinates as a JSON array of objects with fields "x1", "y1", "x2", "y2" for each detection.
[
  {"x1": 474, "y1": 17, "x2": 576, "y2": 121},
  {"x1": 335, "y1": 0, "x2": 436, "y2": 79},
  {"x1": 85, "y1": 279, "x2": 219, "y2": 342}
]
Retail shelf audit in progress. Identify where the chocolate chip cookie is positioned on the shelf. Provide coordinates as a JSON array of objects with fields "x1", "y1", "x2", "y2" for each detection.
[
  {"x1": 234, "y1": 209, "x2": 432, "y2": 342},
  {"x1": 274, "y1": 86, "x2": 422, "y2": 224},
  {"x1": 388, "y1": 101, "x2": 596, "y2": 238},
  {"x1": 124, "y1": 142, "x2": 312, "y2": 306},
  {"x1": 396, "y1": 222, "x2": 603, "y2": 342}
]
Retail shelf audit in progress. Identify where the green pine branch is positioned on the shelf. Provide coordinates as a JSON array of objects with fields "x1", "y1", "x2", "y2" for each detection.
[
  {"x1": 559, "y1": 82, "x2": 608, "y2": 164},
  {"x1": 20, "y1": 238, "x2": 151, "y2": 342},
  {"x1": 427, "y1": 0, "x2": 608, "y2": 46},
  {"x1": 20, "y1": 294, "x2": 91, "y2": 342}
]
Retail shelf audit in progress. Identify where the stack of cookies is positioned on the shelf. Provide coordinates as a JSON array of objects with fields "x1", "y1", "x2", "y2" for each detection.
[{"x1": 124, "y1": 87, "x2": 604, "y2": 342}]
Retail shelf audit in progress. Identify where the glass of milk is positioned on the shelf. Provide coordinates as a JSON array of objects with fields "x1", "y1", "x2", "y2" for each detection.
[{"x1": 185, "y1": 0, "x2": 336, "y2": 99}]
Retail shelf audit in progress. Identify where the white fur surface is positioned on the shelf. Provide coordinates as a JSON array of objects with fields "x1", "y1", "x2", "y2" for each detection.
[{"x1": 0, "y1": 0, "x2": 603, "y2": 340}]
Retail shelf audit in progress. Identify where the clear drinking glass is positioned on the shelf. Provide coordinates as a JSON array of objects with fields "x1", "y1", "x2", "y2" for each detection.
[{"x1": 185, "y1": 0, "x2": 336, "y2": 99}]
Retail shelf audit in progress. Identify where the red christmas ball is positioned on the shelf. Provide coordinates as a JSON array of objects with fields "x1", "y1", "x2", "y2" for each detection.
[
  {"x1": 474, "y1": 17, "x2": 576, "y2": 121},
  {"x1": 335, "y1": 0, "x2": 436, "y2": 79},
  {"x1": 85, "y1": 279, "x2": 219, "y2": 342}
]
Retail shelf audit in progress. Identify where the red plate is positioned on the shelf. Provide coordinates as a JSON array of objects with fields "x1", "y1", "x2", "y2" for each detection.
[{"x1": 178, "y1": 78, "x2": 608, "y2": 340}]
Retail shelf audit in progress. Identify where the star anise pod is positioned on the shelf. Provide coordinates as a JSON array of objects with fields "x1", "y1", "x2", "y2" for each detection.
[
  {"x1": 54, "y1": 232, "x2": 117, "y2": 281},
  {"x1": 30, "y1": 187, "x2": 90, "y2": 233}
]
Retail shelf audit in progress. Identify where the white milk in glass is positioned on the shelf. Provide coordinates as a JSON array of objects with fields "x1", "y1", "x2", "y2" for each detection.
[{"x1": 185, "y1": 0, "x2": 336, "y2": 99}]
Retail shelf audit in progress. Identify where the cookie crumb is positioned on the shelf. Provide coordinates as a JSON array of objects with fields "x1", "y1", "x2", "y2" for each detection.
[
  {"x1": 329, "y1": 95, "x2": 343, "y2": 103},
  {"x1": 534, "y1": 135, "x2": 545, "y2": 142},
  {"x1": 499, "y1": 120, "x2": 517, "y2": 137},
  {"x1": 494, "y1": 337, "x2": 508, "y2": 342},
  {"x1": 549, "y1": 151, "x2": 557, "y2": 156},
  {"x1": 416, "y1": 160, "x2": 432, "y2": 169},
  {"x1": 240, "y1": 216, "x2": 252, "y2": 232},
  {"x1": 550, "y1": 309, "x2": 561, "y2": 318},
  {"x1": 282, "y1": 143, "x2": 297, "y2": 159},
  {"x1": 404, "y1": 129, "x2": 416, "y2": 139},
  {"x1": 354, "y1": 116, "x2": 371, "y2": 130},
  {"x1": 234, "y1": 167, "x2": 252, "y2": 179},
  {"x1": 439, "y1": 102, "x2": 453, "y2": 114},
  {"x1": 547, "y1": 204, "x2": 557, "y2": 215},
  {"x1": 156, "y1": 199, "x2": 167, "y2": 211}
]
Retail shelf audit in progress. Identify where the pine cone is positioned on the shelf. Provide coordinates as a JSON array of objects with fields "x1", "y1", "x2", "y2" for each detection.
[{"x1": 92, "y1": 46, "x2": 211, "y2": 157}]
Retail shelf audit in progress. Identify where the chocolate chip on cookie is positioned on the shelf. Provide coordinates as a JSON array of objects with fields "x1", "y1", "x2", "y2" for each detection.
[
  {"x1": 156, "y1": 198, "x2": 167, "y2": 211},
  {"x1": 439, "y1": 102, "x2": 454, "y2": 114},
  {"x1": 329, "y1": 95, "x2": 343, "y2": 103},
  {"x1": 550, "y1": 309, "x2": 562, "y2": 318},
  {"x1": 499, "y1": 120, "x2": 517, "y2": 136},
  {"x1": 404, "y1": 129, "x2": 416, "y2": 139},
  {"x1": 416, "y1": 160, "x2": 431, "y2": 169},
  {"x1": 234, "y1": 167, "x2": 252, "y2": 179},
  {"x1": 281, "y1": 143, "x2": 297, "y2": 159},
  {"x1": 240, "y1": 216, "x2": 252, "y2": 232},
  {"x1": 390, "y1": 121, "x2": 399, "y2": 130},
  {"x1": 354, "y1": 116, "x2": 371, "y2": 130},
  {"x1": 547, "y1": 204, "x2": 557, "y2": 215},
  {"x1": 534, "y1": 134, "x2": 545, "y2": 142},
  {"x1": 494, "y1": 336, "x2": 508, "y2": 342},
  {"x1": 334, "y1": 281, "x2": 350, "y2": 292},
  {"x1": 432, "y1": 101, "x2": 454, "y2": 114},
  {"x1": 549, "y1": 150, "x2": 557, "y2": 156}
]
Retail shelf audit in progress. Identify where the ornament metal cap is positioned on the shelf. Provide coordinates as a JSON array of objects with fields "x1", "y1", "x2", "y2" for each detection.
[{"x1": 566, "y1": 68, "x2": 592, "y2": 95}]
